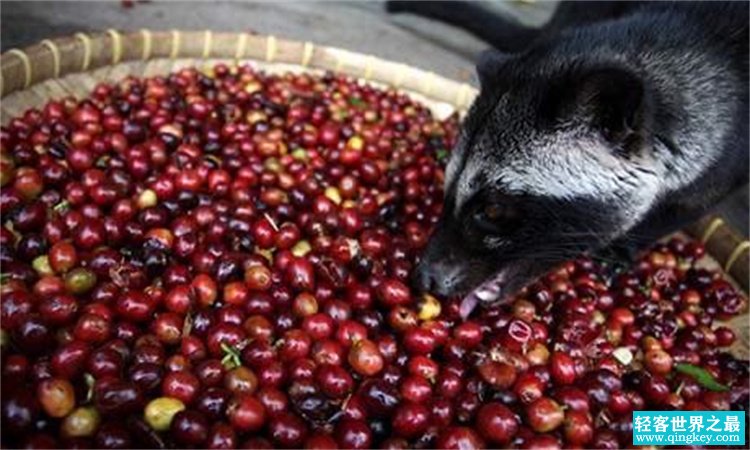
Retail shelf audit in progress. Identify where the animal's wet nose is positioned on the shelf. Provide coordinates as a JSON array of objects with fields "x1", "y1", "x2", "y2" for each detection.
[
  {"x1": 412, "y1": 261, "x2": 461, "y2": 297},
  {"x1": 412, "y1": 262, "x2": 435, "y2": 292}
]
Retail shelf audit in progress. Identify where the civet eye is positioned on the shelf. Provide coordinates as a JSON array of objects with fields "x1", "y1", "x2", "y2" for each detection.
[
  {"x1": 483, "y1": 204, "x2": 505, "y2": 221},
  {"x1": 472, "y1": 201, "x2": 520, "y2": 234}
]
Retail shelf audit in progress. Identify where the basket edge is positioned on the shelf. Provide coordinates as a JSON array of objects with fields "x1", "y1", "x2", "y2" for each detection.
[{"x1": 1, "y1": 30, "x2": 479, "y2": 110}]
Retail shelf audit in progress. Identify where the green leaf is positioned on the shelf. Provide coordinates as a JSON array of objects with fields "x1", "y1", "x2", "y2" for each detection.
[
  {"x1": 334, "y1": 110, "x2": 349, "y2": 121},
  {"x1": 674, "y1": 363, "x2": 729, "y2": 392},
  {"x1": 220, "y1": 342, "x2": 242, "y2": 370},
  {"x1": 435, "y1": 149, "x2": 449, "y2": 162},
  {"x1": 349, "y1": 97, "x2": 367, "y2": 108},
  {"x1": 95, "y1": 156, "x2": 109, "y2": 169},
  {"x1": 53, "y1": 200, "x2": 70, "y2": 213},
  {"x1": 638, "y1": 280, "x2": 652, "y2": 296},
  {"x1": 220, "y1": 342, "x2": 239, "y2": 357},
  {"x1": 221, "y1": 354, "x2": 238, "y2": 370}
]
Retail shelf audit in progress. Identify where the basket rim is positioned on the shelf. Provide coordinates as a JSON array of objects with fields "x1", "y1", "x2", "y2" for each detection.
[
  {"x1": 1, "y1": 29, "x2": 479, "y2": 110},
  {"x1": 1, "y1": 29, "x2": 748, "y2": 293}
]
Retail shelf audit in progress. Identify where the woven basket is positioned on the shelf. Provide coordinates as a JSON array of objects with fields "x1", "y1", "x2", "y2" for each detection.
[{"x1": 1, "y1": 30, "x2": 748, "y2": 356}]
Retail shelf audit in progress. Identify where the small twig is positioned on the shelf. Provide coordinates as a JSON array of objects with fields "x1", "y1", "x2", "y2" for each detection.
[
  {"x1": 263, "y1": 213, "x2": 279, "y2": 232},
  {"x1": 84, "y1": 373, "x2": 96, "y2": 403}
]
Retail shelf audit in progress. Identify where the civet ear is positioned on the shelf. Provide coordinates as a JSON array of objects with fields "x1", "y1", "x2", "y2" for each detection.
[{"x1": 543, "y1": 66, "x2": 652, "y2": 155}]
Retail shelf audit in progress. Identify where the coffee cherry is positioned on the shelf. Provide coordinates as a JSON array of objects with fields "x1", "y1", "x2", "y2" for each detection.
[
  {"x1": 475, "y1": 402, "x2": 518, "y2": 444},
  {"x1": 400, "y1": 375, "x2": 432, "y2": 403},
  {"x1": 348, "y1": 339, "x2": 384, "y2": 376},
  {"x1": 116, "y1": 290, "x2": 156, "y2": 322},
  {"x1": 280, "y1": 329, "x2": 312, "y2": 361},
  {"x1": 453, "y1": 321, "x2": 484, "y2": 348},
  {"x1": 286, "y1": 257, "x2": 316, "y2": 291},
  {"x1": 207, "y1": 422, "x2": 237, "y2": 449},
  {"x1": 37, "y1": 378, "x2": 76, "y2": 418},
  {"x1": 225, "y1": 366, "x2": 259, "y2": 395},
  {"x1": 334, "y1": 419, "x2": 372, "y2": 449},
  {"x1": 64, "y1": 268, "x2": 97, "y2": 295},
  {"x1": 478, "y1": 360, "x2": 517, "y2": 389},
  {"x1": 269, "y1": 412, "x2": 308, "y2": 448},
  {"x1": 49, "y1": 241, "x2": 78, "y2": 273},
  {"x1": 526, "y1": 397, "x2": 564, "y2": 433},
  {"x1": 144, "y1": 397, "x2": 186, "y2": 431},
  {"x1": 94, "y1": 379, "x2": 143, "y2": 416},
  {"x1": 162, "y1": 371, "x2": 201, "y2": 404},
  {"x1": 61, "y1": 407, "x2": 100, "y2": 438},
  {"x1": 192, "y1": 274, "x2": 218, "y2": 307},
  {"x1": 39, "y1": 294, "x2": 79, "y2": 325},
  {"x1": 305, "y1": 432, "x2": 339, "y2": 450},
  {"x1": 514, "y1": 372, "x2": 546, "y2": 404},
  {"x1": 376, "y1": 279, "x2": 411, "y2": 307},
  {"x1": 14, "y1": 168, "x2": 44, "y2": 200},
  {"x1": 550, "y1": 352, "x2": 576, "y2": 385},
  {"x1": 315, "y1": 364, "x2": 354, "y2": 399},
  {"x1": 171, "y1": 409, "x2": 209, "y2": 446},
  {"x1": 644, "y1": 349, "x2": 673, "y2": 375},
  {"x1": 564, "y1": 410, "x2": 594, "y2": 445},
  {"x1": 227, "y1": 395, "x2": 266, "y2": 432},
  {"x1": 246, "y1": 265, "x2": 273, "y2": 291},
  {"x1": 392, "y1": 402, "x2": 430, "y2": 438},
  {"x1": 436, "y1": 427, "x2": 485, "y2": 450}
]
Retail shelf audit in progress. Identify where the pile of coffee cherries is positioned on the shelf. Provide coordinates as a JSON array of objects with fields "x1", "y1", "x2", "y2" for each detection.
[{"x1": 1, "y1": 64, "x2": 747, "y2": 449}]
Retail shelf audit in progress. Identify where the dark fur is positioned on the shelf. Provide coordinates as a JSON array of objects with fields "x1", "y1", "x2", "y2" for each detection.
[{"x1": 390, "y1": 1, "x2": 749, "y2": 303}]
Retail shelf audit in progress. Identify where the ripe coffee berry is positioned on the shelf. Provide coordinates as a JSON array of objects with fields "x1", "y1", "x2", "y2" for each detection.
[
  {"x1": 550, "y1": 352, "x2": 577, "y2": 385},
  {"x1": 475, "y1": 402, "x2": 519, "y2": 444},
  {"x1": 526, "y1": 397, "x2": 565, "y2": 433},
  {"x1": 348, "y1": 339, "x2": 384, "y2": 376},
  {"x1": 227, "y1": 395, "x2": 266, "y2": 432}
]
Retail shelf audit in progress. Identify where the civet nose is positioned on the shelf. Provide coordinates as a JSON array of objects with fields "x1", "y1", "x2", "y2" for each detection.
[
  {"x1": 412, "y1": 261, "x2": 435, "y2": 293},
  {"x1": 412, "y1": 260, "x2": 462, "y2": 297}
]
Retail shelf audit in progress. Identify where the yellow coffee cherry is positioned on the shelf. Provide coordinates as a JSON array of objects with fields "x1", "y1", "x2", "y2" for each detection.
[
  {"x1": 61, "y1": 407, "x2": 100, "y2": 438},
  {"x1": 418, "y1": 294, "x2": 442, "y2": 321},
  {"x1": 144, "y1": 397, "x2": 185, "y2": 431}
]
